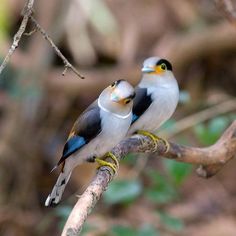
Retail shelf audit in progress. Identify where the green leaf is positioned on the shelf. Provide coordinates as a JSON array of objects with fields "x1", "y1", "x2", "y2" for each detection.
[
  {"x1": 159, "y1": 212, "x2": 184, "y2": 231},
  {"x1": 194, "y1": 117, "x2": 230, "y2": 145},
  {"x1": 103, "y1": 179, "x2": 142, "y2": 204},
  {"x1": 208, "y1": 117, "x2": 229, "y2": 137},
  {"x1": 163, "y1": 159, "x2": 192, "y2": 185},
  {"x1": 137, "y1": 224, "x2": 159, "y2": 236},
  {"x1": 145, "y1": 170, "x2": 177, "y2": 204},
  {"x1": 145, "y1": 185, "x2": 176, "y2": 204},
  {"x1": 111, "y1": 225, "x2": 136, "y2": 236}
]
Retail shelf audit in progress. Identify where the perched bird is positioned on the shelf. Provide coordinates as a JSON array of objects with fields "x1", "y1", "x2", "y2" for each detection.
[
  {"x1": 128, "y1": 57, "x2": 179, "y2": 150},
  {"x1": 45, "y1": 80, "x2": 135, "y2": 207}
]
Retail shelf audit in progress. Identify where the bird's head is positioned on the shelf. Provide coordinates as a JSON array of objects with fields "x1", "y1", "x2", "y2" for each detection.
[
  {"x1": 140, "y1": 57, "x2": 175, "y2": 87},
  {"x1": 142, "y1": 57, "x2": 173, "y2": 75},
  {"x1": 99, "y1": 80, "x2": 135, "y2": 116}
]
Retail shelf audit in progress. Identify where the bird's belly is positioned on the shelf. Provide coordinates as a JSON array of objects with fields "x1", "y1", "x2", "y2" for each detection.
[{"x1": 129, "y1": 94, "x2": 178, "y2": 134}]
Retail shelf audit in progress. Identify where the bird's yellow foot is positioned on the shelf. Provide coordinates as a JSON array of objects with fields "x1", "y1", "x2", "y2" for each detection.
[
  {"x1": 95, "y1": 152, "x2": 119, "y2": 174},
  {"x1": 137, "y1": 130, "x2": 170, "y2": 153}
]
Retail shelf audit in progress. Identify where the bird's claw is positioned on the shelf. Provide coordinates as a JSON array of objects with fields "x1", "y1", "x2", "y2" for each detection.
[
  {"x1": 95, "y1": 152, "x2": 119, "y2": 175},
  {"x1": 137, "y1": 130, "x2": 169, "y2": 153}
]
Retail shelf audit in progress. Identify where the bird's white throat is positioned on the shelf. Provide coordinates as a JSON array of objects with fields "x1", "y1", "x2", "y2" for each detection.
[{"x1": 98, "y1": 98, "x2": 131, "y2": 119}]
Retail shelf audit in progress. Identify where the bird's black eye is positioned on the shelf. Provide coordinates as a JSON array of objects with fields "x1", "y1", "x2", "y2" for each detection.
[
  {"x1": 124, "y1": 98, "x2": 131, "y2": 104},
  {"x1": 160, "y1": 63, "x2": 167, "y2": 71},
  {"x1": 110, "y1": 82, "x2": 116, "y2": 88}
]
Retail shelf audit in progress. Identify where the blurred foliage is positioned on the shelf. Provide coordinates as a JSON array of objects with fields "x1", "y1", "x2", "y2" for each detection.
[
  {"x1": 163, "y1": 159, "x2": 192, "y2": 186},
  {"x1": 194, "y1": 115, "x2": 235, "y2": 145},
  {"x1": 111, "y1": 224, "x2": 159, "y2": 236},
  {"x1": 0, "y1": 0, "x2": 10, "y2": 42},
  {"x1": 54, "y1": 205, "x2": 73, "y2": 230},
  {"x1": 1, "y1": 0, "x2": 236, "y2": 235},
  {"x1": 179, "y1": 90, "x2": 191, "y2": 105},
  {"x1": 80, "y1": 0, "x2": 118, "y2": 35},
  {"x1": 103, "y1": 179, "x2": 142, "y2": 205},
  {"x1": 158, "y1": 212, "x2": 184, "y2": 232},
  {"x1": 145, "y1": 170, "x2": 178, "y2": 204}
]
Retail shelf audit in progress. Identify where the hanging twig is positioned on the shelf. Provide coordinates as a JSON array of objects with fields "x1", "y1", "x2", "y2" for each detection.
[
  {"x1": 29, "y1": 16, "x2": 84, "y2": 79},
  {"x1": 0, "y1": 0, "x2": 84, "y2": 80}
]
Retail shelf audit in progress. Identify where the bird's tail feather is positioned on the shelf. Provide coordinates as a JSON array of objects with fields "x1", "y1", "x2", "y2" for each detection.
[{"x1": 45, "y1": 171, "x2": 72, "y2": 207}]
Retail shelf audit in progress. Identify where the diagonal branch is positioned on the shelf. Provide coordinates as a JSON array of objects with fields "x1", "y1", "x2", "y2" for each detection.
[
  {"x1": 29, "y1": 16, "x2": 84, "y2": 79},
  {"x1": 0, "y1": 0, "x2": 34, "y2": 75},
  {"x1": 62, "y1": 121, "x2": 236, "y2": 235},
  {"x1": 0, "y1": 0, "x2": 84, "y2": 79}
]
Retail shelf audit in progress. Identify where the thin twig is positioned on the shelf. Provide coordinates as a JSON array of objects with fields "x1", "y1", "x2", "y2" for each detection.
[
  {"x1": 0, "y1": 0, "x2": 34, "y2": 75},
  {"x1": 29, "y1": 16, "x2": 84, "y2": 79},
  {"x1": 24, "y1": 28, "x2": 37, "y2": 36},
  {"x1": 62, "y1": 121, "x2": 236, "y2": 235}
]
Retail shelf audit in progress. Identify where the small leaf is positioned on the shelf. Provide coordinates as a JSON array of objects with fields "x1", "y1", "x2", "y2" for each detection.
[
  {"x1": 159, "y1": 212, "x2": 184, "y2": 231},
  {"x1": 103, "y1": 179, "x2": 142, "y2": 204},
  {"x1": 163, "y1": 159, "x2": 192, "y2": 185},
  {"x1": 111, "y1": 225, "x2": 136, "y2": 236}
]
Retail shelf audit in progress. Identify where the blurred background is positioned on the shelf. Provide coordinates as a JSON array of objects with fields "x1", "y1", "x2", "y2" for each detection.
[{"x1": 0, "y1": 0, "x2": 236, "y2": 235}]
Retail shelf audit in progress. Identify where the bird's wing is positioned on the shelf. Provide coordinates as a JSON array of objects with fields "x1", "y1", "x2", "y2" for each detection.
[
  {"x1": 57, "y1": 101, "x2": 102, "y2": 166},
  {"x1": 132, "y1": 87, "x2": 152, "y2": 124}
]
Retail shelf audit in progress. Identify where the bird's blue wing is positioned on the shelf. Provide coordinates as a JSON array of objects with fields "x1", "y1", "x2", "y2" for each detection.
[
  {"x1": 132, "y1": 87, "x2": 152, "y2": 124},
  {"x1": 61, "y1": 136, "x2": 86, "y2": 160},
  {"x1": 57, "y1": 101, "x2": 102, "y2": 166}
]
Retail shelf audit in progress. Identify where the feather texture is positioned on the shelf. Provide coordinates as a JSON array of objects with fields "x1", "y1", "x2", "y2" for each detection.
[
  {"x1": 132, "y1": 87, "x2": 152, "y2": 124},
  {"x1": 57, "y1": 102, "x2": 102, "y2": 166}
]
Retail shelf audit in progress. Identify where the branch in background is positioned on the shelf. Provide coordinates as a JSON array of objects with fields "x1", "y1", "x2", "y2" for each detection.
[
  {"x1": 215, "y1": 0, "x2": 236, "y2": 24},
  {"x1": 0, "y1": 0, "x2": 84, "y2": 80},
  {"x1": 0, "y1": 0, "x2": 34, "y2": 75},
  {"x1": 62, "y1": 121, "x2": 236, "y2": 235},
  {"x1": 166, "y1": 98, "x2": 236, "y2": 138},
  {"x1": 29, "y1": 16, "x2": 84, "y2": 79}
]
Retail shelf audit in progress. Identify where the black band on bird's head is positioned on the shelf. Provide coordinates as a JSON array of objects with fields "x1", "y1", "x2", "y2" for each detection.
[
  {"x1": 110, "y1": 79, "x2": 125, "y2": 88},
  {"x1": 156, "y1": 59, "x2": 172, "y2": 71}
]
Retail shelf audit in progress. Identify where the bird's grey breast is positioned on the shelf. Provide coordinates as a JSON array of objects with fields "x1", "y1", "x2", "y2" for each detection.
[
  {"x1": 75, "y1": 109, "x2": 132, "y2": 161},
  {"x1": 129, "y1": 82, "x2": 179, "y2": 133}
]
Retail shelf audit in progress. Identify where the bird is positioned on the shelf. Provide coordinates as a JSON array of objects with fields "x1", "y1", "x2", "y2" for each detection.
[
  {"x1": 45, "y1": 80, "x2": 135, "y2": 207},
  {"x1": 128, "y1": 57, "x2": 179, "y2": 150}
]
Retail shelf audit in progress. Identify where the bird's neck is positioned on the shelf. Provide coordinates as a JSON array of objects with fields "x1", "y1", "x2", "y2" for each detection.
[
  {"x1": 140, "y1": 72, "x2": 177, "y2": 89},
  {"x1": 98, "y1": 94, "x2": 131, "y2": 119}
]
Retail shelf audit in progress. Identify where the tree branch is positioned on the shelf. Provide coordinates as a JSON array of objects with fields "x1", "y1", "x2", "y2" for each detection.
[
  {"x1": 0, "y1": 0, "x2": 84, "y2": 79},
  {"x1": 0, "y1": 0, "x2": 34, "y2": 75},
  {"x1": 62, "y1": 121, "x2": 236, "y2": 235},
  {"x1": 29, "y1": 16, "x2": 84, "y2": 79}
]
